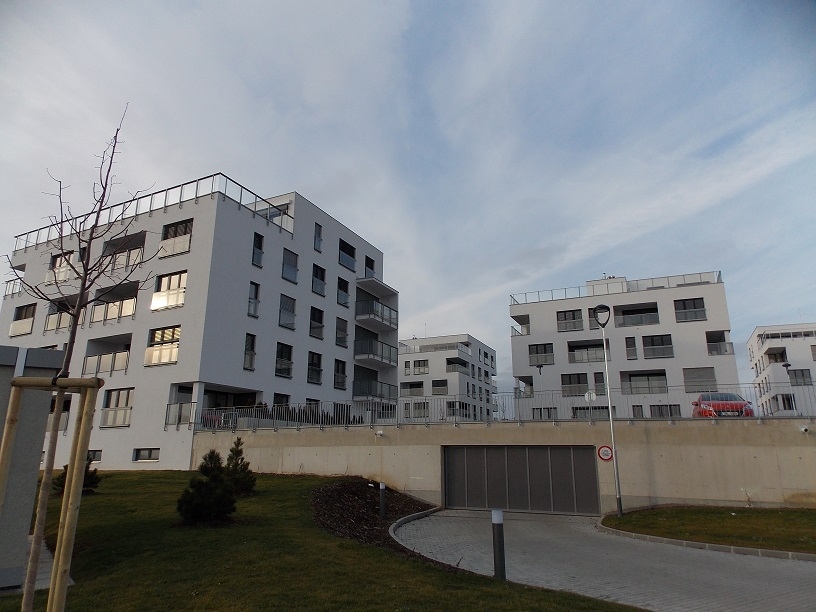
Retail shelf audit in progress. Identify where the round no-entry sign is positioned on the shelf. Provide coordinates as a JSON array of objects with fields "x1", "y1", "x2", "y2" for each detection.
[{"x1": 598, "y1": 445, "x2": 613, "y2": 461}]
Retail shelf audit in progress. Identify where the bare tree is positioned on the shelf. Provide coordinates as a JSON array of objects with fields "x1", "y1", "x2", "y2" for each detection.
[{"x1": 6, "y1": 109, "x2": 157, "y2": 610}]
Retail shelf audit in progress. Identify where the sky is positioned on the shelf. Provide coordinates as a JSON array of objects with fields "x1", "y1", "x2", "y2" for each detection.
[{"x1": 1, "y1": 0, "x2": 815, "y2": 390}]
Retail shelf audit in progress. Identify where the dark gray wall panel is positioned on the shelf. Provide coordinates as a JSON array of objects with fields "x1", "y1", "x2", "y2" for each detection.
[{"x1": 485, "y1": 446, "x2": 508, "y2": 509}]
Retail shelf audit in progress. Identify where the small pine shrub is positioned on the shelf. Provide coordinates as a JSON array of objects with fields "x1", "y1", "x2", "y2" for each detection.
[
  {"x1": 177, "y1": 450, "x2": 236, "y2": 526},
  {"x1": 225, "y1": 437, "x2": 256, "y2": 496},
  {"x1": 52, "y1": 459, "x2": 103, "y2": 495}
]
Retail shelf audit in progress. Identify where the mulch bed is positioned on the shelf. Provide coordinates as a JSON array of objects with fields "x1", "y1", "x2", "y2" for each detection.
[{"x1": 310, "y1": 476, "x2": 436, "y2": 553}]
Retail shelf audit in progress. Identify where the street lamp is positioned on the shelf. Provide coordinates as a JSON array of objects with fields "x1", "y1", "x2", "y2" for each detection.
[
  {"x1": 593, "y1": 304, "x2": 623, "y2": 517},
  {"x1": 782, "y1": 362, "x2": 797, "y2": 415}
]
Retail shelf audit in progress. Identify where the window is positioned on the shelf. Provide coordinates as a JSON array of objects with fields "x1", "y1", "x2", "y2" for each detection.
[
  {"x1": 556, "y1": 309, "x2": 583, "y2": 332},
  {"x1": 100, "y1": 387, "x2": 134, "y2": 427},
  {"x1": 307, "y1": 351, "x2": 322, "y2": 384},
  {"x1": 337, "y1": 277, "x2": 350, "y2": 307},
  {"x1": 162, "y1": 219, "x2": 193, "y2": 239},
  {"x1": 87, "y1": 450, "x2": 102, "y2": 463},
  {"x1": 252, "y1": 233, "x2": 264, "y2": 267},
  {"x1": 159, "y1": 219, "x2": 193, "y2": 257},
  {"x1": 624, "y1": 372, "x2": 668, "y2": 394},
  {"x1": 244, "y1": 334, "x2": 256, "y2": 370},
  {"x1": 567, "y1": 340, "x2": 607, "y2": 363},
  {"x1": 683, "y1": 367, "x2": 717, "y2": 393},
  {"x1": 133, "y1": 448, "x2": 160, "y2": 462},
  {"x1": 282, "y1": 248, "x2": 298, "y2": 282},
  {"x1": 432, "y1": 379, "x2": 448, "y2": 395},
  {"x1": 14, "y1": 303, "x2": 36, "y2": 320},
  {"x1": 615, "y1": 303, "x2": 659, "y2": 327},
  {"x1": 649, "y1": 404, "x2": 681, "y2": 418},
  {"x1": 561, "y1": 373, "x2": 588, "y2": 396},
  {"x1": 151, "y1": 271, "x2": 187, "y2": 310},
  {"x1": 365, "y1": 256, "x2": 375, "y2": 277},
  {"x1": 334, "y1": 359, "x2": 347, "y2": 390},
  {"x1": 314, "y1": 223, "x2": 323, "y2": 252},
  {"x1": 594, "y1": 372, "x2": 606, "y2": 396},
  {"x1": 642, "y1": 334, "x2": 674, "y2": 358},
  {"x1": 625, "y1": 337, "x2": 637, "y2": 360},
  {"x1": 10, "y1": 303, "x2": 36, "y2": 336},
  {"x1": 309, "y1": 307, "x2": 324, "y2": 339},
  {"x1": 273, "y1": 393, "x2": 290, "y2": 407},
  {"x1": 632, "y1": 405, "x2": 644, "y2": 418},
  {"x1": 789, "y1": 369, "x2": 813, "y2": 386},
  {"x1": 336, "y1": 317, "x2": 348, "y2": 347},
  {"x1": 529, "y1": 343, "x2": 554, "y2": 366},
  {"x1": 275, "y1": 342, "x2": 293, "y2": 378},
  {"x1": 248, "y1": 282, "x2": 260, "y2": 317},
  {"x1": 588, "y1": 307, "x2": 600, "y2": 330},
  {"x1": 478, "y1": 368, "x2": 482, "y2": 381},
  {"x1": 674, "y1": 298, "x2": 706, "y2": 322},
  {"x1": 279, "y1": 294, "x2": 296, "y2": 330},
  {"x1": 339, "y1": 239, "x2": 356, "y2": 271},
  {"x1": 414, "y1": 359, "x2": 429, "y2": 374},
  {"x1": 145, "y1": 325, "x2": 180, "y2": 365},
  {"x1": 404, "y1": 360, "x2": 410, "y2": 376},
  {"x1": 406, "y1": 401, "x2": 429, "y2": 419},
  {"x1": 312, "y1": 264, "x2": 326, "y2": 296}
]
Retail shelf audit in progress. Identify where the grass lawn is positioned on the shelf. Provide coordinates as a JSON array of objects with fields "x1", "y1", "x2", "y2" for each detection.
[
  {"x1": 0, "y1": 472, "x2": 633, "y2": 611},
  {"x1": 603, "y1": 506, "x2": 816, "y2": 554}
]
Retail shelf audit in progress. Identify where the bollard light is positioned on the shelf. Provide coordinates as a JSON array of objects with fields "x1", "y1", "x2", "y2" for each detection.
[{"x1": 491, "y1": 509, "x2": 506, "y2": 581}]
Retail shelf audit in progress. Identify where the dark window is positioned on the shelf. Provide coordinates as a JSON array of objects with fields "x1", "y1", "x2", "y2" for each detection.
[
  {"x1": 162, "y1": 219, "x2": 193, "y2": 239},
  {"x1": 282, "y1": 249, "x2": 298, "y2": 282},
  {"x1": 334, "y1": 359, "x2": 347, "y2": 390},
  {"x1": 337, "y1": 277, "x2": 350, "y2": 307},
  {"x1": 365, "y1": 256, "x2": 375, "y2": 277},
  {"x1": 133, "y1": 448, "x2": 160, "y2": 461},
  {"x1": 339, "y1": 239, "x2": 356, "y2": 271},
  {"x1": 279, "y1": 294, "x2": 296, "y2": 330},
  {"x1": 275, "y1": 343, "x2": 293, "y2": 378},
  {"x1": 314, "y1": 223, "x2": 323, "y2": 252},
  {"x1": 307, "y1": 351, "x2": 322, "y2": 384},
  {"x1": 674, "y1": 297, "x2": 706, "y2": 322},
  {"x1": 309, "y1": 307, "x2": 324, "y2": 339},
  {"x1": 244, "y1": 334, "x2": 256, "y2": 370},
  {"x1": 252, "y1": 233, "x2": 264, "y2": 267},
  {"x1": 14, "y1": 303, "x2": 36, "y2": 320},
  {"x1": 557, "y1": 309, "x2": 583, "y2": 332},
  {"x1": 336, "y1": 317, "x2": 348, "y2": 347},
  {"x1": 312, "y1": 264, "x2": 326, "y2": 296}
]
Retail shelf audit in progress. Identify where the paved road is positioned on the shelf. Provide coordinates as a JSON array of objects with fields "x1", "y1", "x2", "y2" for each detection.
[{"x1": 393, "y1": 510, "x2": 816, "y2": 611}]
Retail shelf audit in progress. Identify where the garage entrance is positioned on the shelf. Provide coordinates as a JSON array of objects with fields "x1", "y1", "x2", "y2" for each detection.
[{"x1": 444, "y1": 445, "x2": 600, "y2": 515}]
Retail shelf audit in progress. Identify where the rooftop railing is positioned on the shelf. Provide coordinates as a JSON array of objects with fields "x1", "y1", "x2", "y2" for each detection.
[
  {"x1": 510, "y1": 271, "x2": 722, "y2": 305},
  {"x1": 14, "y1": 173, "x2": 294, "y2": 252}
]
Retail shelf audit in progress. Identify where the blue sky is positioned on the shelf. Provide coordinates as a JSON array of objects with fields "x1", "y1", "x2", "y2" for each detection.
[{"x1": 1, "y1": 1, "x2": 815, "y2": 389}]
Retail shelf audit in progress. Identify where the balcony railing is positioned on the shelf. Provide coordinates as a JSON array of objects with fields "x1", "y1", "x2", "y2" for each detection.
[
  {"x1": 568, "y1": 348, "x2": 606, "y2": 363},
  {"x1": 165, "y1": 402, "x2": 195, "y2": 429},
  {"x1": 151, "y1": 288, "x2": 185, "y2": 310},
  {"x1": 275, "y1": 358, "x2": 293, "y2": 378},
  {"x1": 4, "y1": 279, "x2": 22, "y2": 297},
  {"x1": 643, "y1": 346, "x2": 674, "y2": 359},
  {"x1": 334, "y1": 373, "x2": 347, "y2": 390},
  {"x1": 621, "y1": 381, "x2": 669, "y2": 394},
  {"x1": 158, "y1": 233, "x2": 192, "y2": 258},
  {"x1": 561, "y1": 384, "x2": 589, "y2": 397},
  {"x1": 45, "y1": 265, "x2": 78, "y2": 285},
  {"x1": 354, "y1": 339, "x2": 398, "y2": 365},
  {"x1": 446, "y1": 364, "x2": 470, "y2": 374},
  {"x1": 355, "y1": 300, "x2": 398, "y2": 328},
  {"x1": 9, "y1": 317, "x2": 34, "y2": 337},
  {"x1": 279, "y1": 310, "x2": 296, "y2": 330},
  {"x1": 91, "y1": 297, "x2": 136, "y2": 324},
  {"x1": 400, "y1": 387, "x2": 425, "y2": 397},
  {"x1": 352, "y1": 379, "x2": 398, "y2": 400},
  {"x1": 312, "y1": 277, "x2": 326, "y2": 296},
  {"x1": 676, "y1": 308, "x2": 707, "y2": 322},
  {"x1": 432, "y1": 385, "x2": 449, "y2": 395},
  {"x1": 337, "y1": 289, "x2": 350, "y2": 307},
  {"x1": 83, "y1": 351, "x2": 129, "y2": 376},
  {"x1": 511, "y1": 324, "x2": 531, "y2": 336},
  {"x1": 107, "y1": 247, "x2": 143, "y2": 271},
  {"x1": 557, "y1": 320, "x2": 583, "y2": 332},
  {"x1": 144, "y1": 343, "x2": 179, "y2": 366},
  {"x1": 248, "y1": 297, "x2": 260, "y2": 317},
  {"x1": 307, "y1": 366, "x2": 322, "y2": 384},
  {"x1": 339, "y1": 252, "x2": 356, "y2": 271},
  {"x1": 529, "y1": 353, "x2": 555, "y2": 366},
  {"x1": 45, "y1": 310, "x2": 85, "y2": 332},
  {"x1": 45, "y1": 412, "x2": 69, "y2": 434},
  {"x1": 99, "y1": 407, "x2": 132, "y2": 428},
  {"x1": 615, "y1": 312, "x2": 660, "y2": 327},
  {"x1": 707, "y1": 342, "x2": 734, "y2": 356}
]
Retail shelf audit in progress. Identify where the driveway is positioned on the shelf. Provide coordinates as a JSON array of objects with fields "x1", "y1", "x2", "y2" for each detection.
[{"x1": 392, "y1": 510, "x2": 815, "y2": 611}]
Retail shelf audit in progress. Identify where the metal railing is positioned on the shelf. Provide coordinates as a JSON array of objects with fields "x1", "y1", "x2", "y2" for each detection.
[
  {"x1": 14, "y1": 173, "x2": 295, "y2": 251},
  {"x1": 82, "y1": 351, "x2": 129, "y2": 376},
  {"x1": 676, "y1": 308, "x2": 707, "y2": 322},
  {"x1": 4, "y1": 279, "x2": 22, "y2": 297},
  {"x1": 707, "y1": 342, "x2": 734, "y2": 356},
  {"x1": 151, "y1": 288, "x2": 185, "y2": 311},
  {"x1": 568, "y1": 348, "x2": 607, "y2": 363},
  {"x1": 165, "y1": 402, "x2": 196, "y2": 430},
  {"x1": 354, "y1": 339, "x2": 398, "y2": 365},
  {"x1": 529, "y1": 353, "x2": 554, "y2": 366},
  {"x1": 352, "y1": 379, "x2": 398, "y2": 400},
  {"x1": 615, "y1": 312, "x2": 660, "y2": 327},
  {"x1": 399, "y1": 342, "x2": 473, "y2": 356},
  {"x1": 99, "y1": 407, "x2": 132, "y2": 428},
  {"x1": 90, "y1": 297, "x2": 137, "y2": 324},
  {"x1": 144, "y1": 343, "x2": 178, "y2": 366},
  {"x1": 158, "y1": 234, "x2": 192, "y2": 258},
  {"x1": 355, "y1": 300, "x2": 398, "y2": 328}
]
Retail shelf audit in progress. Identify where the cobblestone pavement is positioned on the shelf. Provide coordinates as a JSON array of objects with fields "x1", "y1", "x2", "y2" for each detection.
[{"x1": 393, "y1": 510, "x2": 816, "y2": 611}]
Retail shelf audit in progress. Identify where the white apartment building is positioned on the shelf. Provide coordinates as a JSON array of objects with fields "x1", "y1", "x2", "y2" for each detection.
[
  {"x1": 509, "y1": 271, "x2": 740, "y2": 419},
  {"x1": 398, "y1": 334, "x2": 497, "y2": 422},
  {"x1": 748, "y1": 324, "x2": 816, "y2": 416},
  {"x1": 1, "y1": 173, "x2": 399, "y2": 470}
]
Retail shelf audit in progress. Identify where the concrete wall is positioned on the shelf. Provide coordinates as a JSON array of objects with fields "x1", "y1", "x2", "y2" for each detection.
[{"x1": 192, "y1": 417, "x2": 816, "y2": 512}]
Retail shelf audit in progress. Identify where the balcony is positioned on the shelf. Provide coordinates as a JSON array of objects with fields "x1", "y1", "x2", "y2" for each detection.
[
  {"x1": 99, "y1": 407, "x2": 132, "y2": 428},
  {"x1": 432, "y1": 385, "x2": 449, "y2": 395},
  {"x1": 151, "y1": 288, "x2": 185, "y2": 311},
  {"x1": 529, "y1": 353, "x2": 555, "y2": 366},
  {"x1": 568, "y1": 348, "x2": 606, "y2": 363},
  {"x1": 9, "y1": 317, "x2": 34, "y2": 337},
  {"x1": 353, "y1": 379, "x2": 397, "y2": 400},
  {"x1": 91, "y1": 297, "x2": 137, "y2": 324},
  {"x1": 354, "y1": 339, "x2": 398, "y2": 368},
  {"x1": 144, "y1": 343, "x2": 179, "y2": 366},
  {"x1": 45, "y1": 265, "x2": 77, "y2": 285},
  {"x1": 108, "y1": 247, "x2": 143, "y2": 271},
  {"x1": 400, "y1": 386, "x2": 425, "y2": 397},
  {"x1": 158, "y1": 234, "x2": 191, "y2": 258},
  {"x1": 45, "y1": 411, "x2": 69, "y2": 434},
  {"x1": 676, "y1": 308, "x2": 707, "y2": 322},
  {"x1": 446, "y1": 364, "x2": 470, "y2": 375},
  {"x1": 45, "y1": 310, "x2": 85, "y2": 332},
  {"x1": 615, "y1": 312, "x2": 659, "y2": 327},
  {"x1": 561, "y1": 384, "x2": 589, "y2": 397},
  {"x1": 557, "y1": 320, "x2": 583, "y2": 332},
  {"x1": 643, "y1": 346, "x2": 674, "y2": 359},
  {"x1": 83, "y1": 351, "x2": 129, "y2": 376},
  {"x1": 707, "y1": 342, "x2": 734, "y2": 356},
  {"x1": 511, "y1": 324, "x2": 530, "y2": 336},
  {"x1": 355, "y1": 300, "x2": 398, "y2": 332}
]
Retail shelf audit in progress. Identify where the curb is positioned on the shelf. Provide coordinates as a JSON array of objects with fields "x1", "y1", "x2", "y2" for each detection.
[
  {"x1": 389, "y1": 506, "x2": 442, "y2": 545},
  {"x1": 596, "y1": 521, "x2": 816, "y2": 562}
]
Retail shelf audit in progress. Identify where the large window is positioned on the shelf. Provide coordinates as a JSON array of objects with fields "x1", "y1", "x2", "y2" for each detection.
[
  {"x1": 335, "y1": 317, "x2": 348, "y2": 347},
  {"x1": 275, "y1": 342, "x2": 293, "y2": 378},
  {"x1": 244, "y1": 334, "x2": 256, "y2": 371},
  {"x1": 309, "y1": 307, "x2": 324, "y2": 339},
  {"x1": 556, "y1": 309, "x2": 583, "y2": 332},
  {"x1": 674, "y1": 297, "x2": 706, "y2": 322},
  {"x1": 529, "y1": 343, "x2": 554, "y2": 366},
  {"x1": 312, "y1": 264, "x2": 326, "y2": 296},
  {"x1": 279, "y1": 294, "x2": 296, "y2": 330},
  {"x1": 334, "y1": 359, "x2": 347, "y2": 390},
  {"x1": 642, "y1": 334, "x2": 674, "y2": 358},
  {"x1": 624, "y1": 372, "x2": 668, "y2": 394},
  {"x1": 650, "y1": 404, "x2": 681, "y2": 418},
  {"x1": 307, "y1": 351, "x2": 322, "y2": 384},
  {"x1": 282, "y1": 248, "x2": 298, "y2": 283},
  {"x1": 145, "y1": 325, "x2": 180, "y2": 366},
  {"x1": 151, "y1": 271, "x2": 187, "y2": 310}
]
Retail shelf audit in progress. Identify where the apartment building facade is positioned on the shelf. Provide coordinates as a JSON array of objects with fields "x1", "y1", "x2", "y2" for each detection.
[
  {"x1": 398, "y1": 334, "x2": 497, "y2": 422},
  {"x1": 1, "y1": 173, "x2": 399, "y2": 470},
  {"x1": 509, "y1": 272, "x2": 740, "y2": 419},
  {"x1": 748, "y1": 324, "x2": 816, "y2": 415}
]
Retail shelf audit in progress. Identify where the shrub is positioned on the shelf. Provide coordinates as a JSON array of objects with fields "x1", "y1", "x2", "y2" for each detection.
[
  {"x1": 177, "y1": 450, "x2": 236, "y2": 526},
  {"x1": 225, "y1": 437, "x2": 256, "y2": 496},
  {"x1": 52, "y1": 459, "x2": 103, "y2": 495}
]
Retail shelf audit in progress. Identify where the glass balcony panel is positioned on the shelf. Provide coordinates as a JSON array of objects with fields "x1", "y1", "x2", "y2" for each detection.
[
  {"x1": 307, "y1": 367, "x2": 322, "y2": 384},
  {"x1": 144, "y1": 343, "x2": 179, "y2": 366},
  {"x1": 282, "y1": 264, "x2": 298, "y2": 282},
  {"x1": 158, "y1": 234, "x2": 191, "y2": 258},
  {"x1": 339, "y1": 252, "x2": 356, "y2": 271},
  {"x1": 643, "y1": 346, "x2": 674, "y2": 358},
  {"x1": 557, "y1": 320, "x2": 583, "y2": 332},
  {"x1": 561, "y1": 384, "x2": 589, "y2": 397},
  {"x1": 567, "y1": 348, "x2": 606, "y2": 363},
  {"x1": 275, "y1": 358, "x2": 293, "y2": 377},
  {"x1": 248, "y1": 298, "x2": 260, "y2": 317},
  {"x1": 98, "y1": 353, "x2": 113, "y2": 374},
  {"x1": 676, "y1": 308, "x2": 707, "y2": 322},
  {"x1": 279, "y1": 311, "x2": 296, "y2": 330},
  {"x1": 707, "y1": 342, "x2": 734, "y2": 356},
  {"x1": 151, "y1": 288, "x2": 185, "y2": 310},
  {"x1": 337, "y1": 289, "x2": 350, "y2": 307},
  {"x1": 99, "y1": 407, "x2": 132, "y2": 427},
  {"x1": 615, "y1": 312, "x2": 660, "y2": 327},
  {"x1": 334, "y1": 374, "x2": 347, "y2": 390},
  {"x1": 529, "y1": 354, "x2": 555, "y2": 366}
]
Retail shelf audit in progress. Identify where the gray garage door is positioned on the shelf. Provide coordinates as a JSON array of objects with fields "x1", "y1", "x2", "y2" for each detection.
[{"x1": 444, "y1": 445, "x2": 600, "y2": 515}]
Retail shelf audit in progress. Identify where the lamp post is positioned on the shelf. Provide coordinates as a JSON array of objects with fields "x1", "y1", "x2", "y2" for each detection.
[
  {"x1": 782, "y1": 362, "x2": 797, "y2": 415},
  {"x1": 593, "y1": 304, "x2": 623, "y2": 516}
]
